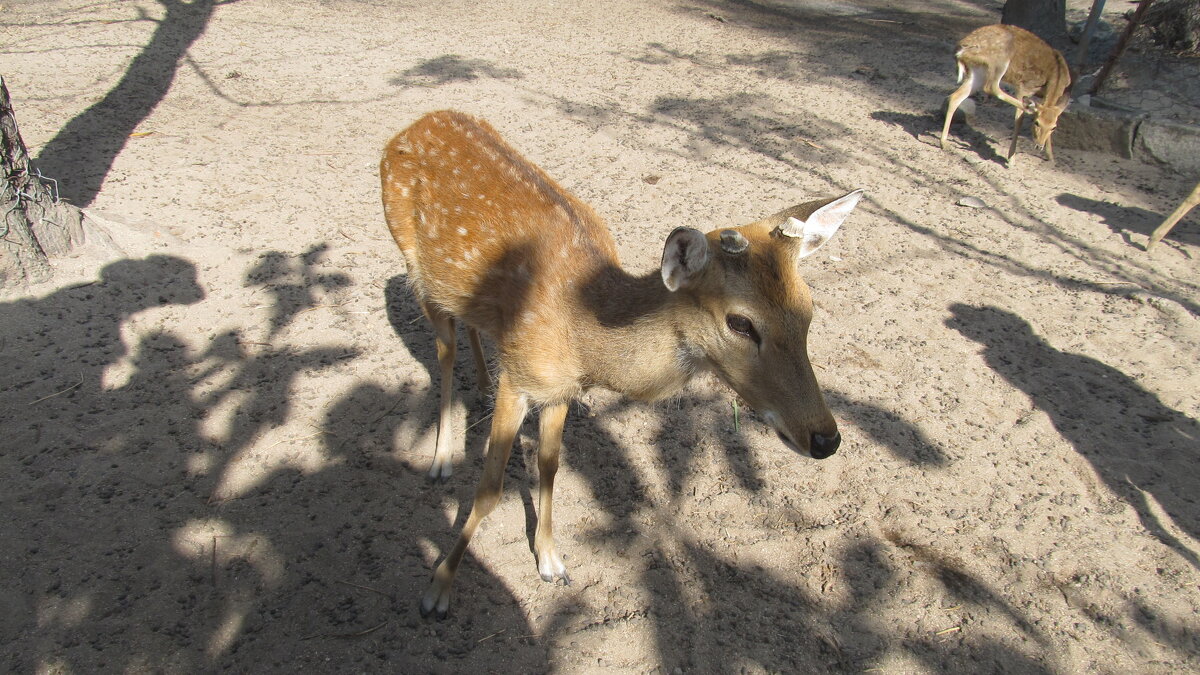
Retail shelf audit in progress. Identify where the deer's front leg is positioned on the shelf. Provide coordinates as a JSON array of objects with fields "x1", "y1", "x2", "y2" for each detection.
[
  {"x1": 1007, "y1": 107, "x2": 1026, "y2": 161},
  {"x1": 535, "y1": 402, "x2": 571, "y2": 585},
  {"x1": 420, "y1": 373, "x2": 528, "y2": 619}
]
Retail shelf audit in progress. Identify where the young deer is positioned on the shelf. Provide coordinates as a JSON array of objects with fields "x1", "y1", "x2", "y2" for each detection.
[
  {"x1": 939, "y1": 24, "x2": 1071, "y2": 163},
  {"x1": 380, "y1": 110, "x2": 864, "y2": 618},
  {"x1": 1147, "y1": 179, "x2": 1200, "y2": 251}
]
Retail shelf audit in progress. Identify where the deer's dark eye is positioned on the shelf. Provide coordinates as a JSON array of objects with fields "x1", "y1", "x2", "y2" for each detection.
[{"x1": 726, "y1": 314, "x2": 760, "y2": 344}]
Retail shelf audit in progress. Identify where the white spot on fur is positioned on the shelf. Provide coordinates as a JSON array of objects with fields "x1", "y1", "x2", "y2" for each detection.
[{"x1": 457, "y1": 226, "x2": 468, "y2": 236}]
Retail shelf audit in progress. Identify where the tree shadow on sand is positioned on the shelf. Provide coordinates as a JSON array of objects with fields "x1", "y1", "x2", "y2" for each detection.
[
  {"x1": 388, "y1": 55, "x2": 523, "y2": 88},
  {"x1": 947, "y1": 304, "x2": 1200, "y2": 569},
  {"x1": 530, "y1": 527, "x2": 1056, "y2": 672},
  {"x1": 34, "y1": 0, "x2": 241, "y2": 207},
  {"x1": 1056, "y1": 192, "x2": 1199, "y2": 250},
  {"x1": 869, "y1": 109, "x2": 1009, "y2": 166},
  {"x1": 0, "y1": 251, "x2": 543, "y2": 671}
]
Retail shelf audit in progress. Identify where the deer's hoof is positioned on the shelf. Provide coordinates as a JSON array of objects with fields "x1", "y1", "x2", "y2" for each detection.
[
  {"x1": 427, "y1": 458, "x2": 453, "y2": 482},
  {"x1": 537, "y1": 549, "x2": 572, "y2": 586},
  {"x1": 420, "y1": 582, "x2": 451, "y2": 620}
]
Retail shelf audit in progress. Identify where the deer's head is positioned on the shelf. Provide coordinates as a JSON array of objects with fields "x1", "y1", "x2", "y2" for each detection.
[
  {"x1": 1030, "y1": 99, "x2": 1068, "y2": 150},
  {"x1": 660, "y1": 189, "x2": 863, "y2": 459}
]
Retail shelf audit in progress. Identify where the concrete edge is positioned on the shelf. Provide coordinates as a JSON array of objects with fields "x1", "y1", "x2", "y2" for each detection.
[{"x1": 1057, "y1": 97, "x2": 1200, "y2": 174}]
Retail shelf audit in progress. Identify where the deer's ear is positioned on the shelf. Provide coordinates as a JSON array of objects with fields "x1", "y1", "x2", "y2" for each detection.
[
  {"x1": 661, "y1": 227, "x2": 710, "y2": 291},
  {"x1": 776, "y1": 189, "x2": 864, "y2": 259}
]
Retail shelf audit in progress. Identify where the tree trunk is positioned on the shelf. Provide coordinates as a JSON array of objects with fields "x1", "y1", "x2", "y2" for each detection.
[
  {"x1": 1003, "y1": 0, "x2": 1069, "y2": 46},
  {"x1": 1, "y1": 76, "x2": 86, "y2": 289}
]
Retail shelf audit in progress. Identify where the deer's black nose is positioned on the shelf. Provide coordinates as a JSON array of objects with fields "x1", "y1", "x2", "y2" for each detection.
[{"x1": 810, "y1": 431, "x2": 840, "y2": 459}]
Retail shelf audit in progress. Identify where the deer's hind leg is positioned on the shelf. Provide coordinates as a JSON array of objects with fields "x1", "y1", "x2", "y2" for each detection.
[
  {"x1": 467, "y1": 327, "x2": 492, "y2": 396},
  {"x1": 941, "y1": 63, "x2": 982, "y2": 150},
  {"x1": 424, "y1": 303, "x2": 459, "y2": 481},
  {"x1": 982, "y1": 60, "x2": 1028, "y2": 111}
]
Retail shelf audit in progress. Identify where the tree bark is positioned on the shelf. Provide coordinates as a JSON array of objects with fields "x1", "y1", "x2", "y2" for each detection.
[
  {"x1": 1142, "y1": 0, "x2": 1200, "y2": 52},
  {"x1": 1, "y1": 76, "x2": 85, "y2": 289},
  {"x1": 1003, "y1": 0, "x2": 1069, "y2": 46}
]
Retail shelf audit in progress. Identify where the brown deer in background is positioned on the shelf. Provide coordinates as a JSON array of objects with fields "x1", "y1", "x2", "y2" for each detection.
[
  {"x1": 940, "y1": 24, "x2": 1071, "y2": 163},
  {"x1": 380, "y1": 110, "x2": 864, "y2": 618}
]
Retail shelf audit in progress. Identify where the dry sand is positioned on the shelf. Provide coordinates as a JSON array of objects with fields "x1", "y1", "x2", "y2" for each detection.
[{"x1": 2, "y1": 0, "x2": 1198, "y2": 672}]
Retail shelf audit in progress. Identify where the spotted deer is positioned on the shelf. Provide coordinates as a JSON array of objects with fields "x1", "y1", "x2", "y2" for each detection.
[
  {"x1": 940, "y1": 24, "x2": 1071, "y2": 163},
  {"x1": 380, "y1": 110, "x2": 864, "y2": 618}
]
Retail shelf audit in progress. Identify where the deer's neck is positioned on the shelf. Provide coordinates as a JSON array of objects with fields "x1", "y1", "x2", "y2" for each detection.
[
  {"x1": 572, "y1": 266, "x2": 704, "y2": 401},
  {"x1": 1046, "y1": 52, "x2": 1070, "y2": 106}
]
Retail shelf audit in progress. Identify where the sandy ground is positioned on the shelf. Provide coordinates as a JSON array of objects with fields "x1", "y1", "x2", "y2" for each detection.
[{"x1": 2, "y1": 0, "x2": 1199, "y2": 672}]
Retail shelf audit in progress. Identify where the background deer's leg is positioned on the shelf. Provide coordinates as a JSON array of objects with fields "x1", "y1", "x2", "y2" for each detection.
[
  {"x1": 420, "y1": 372, "x2": 528, "y2": 618},
  {"x1": 940, "y1": 70, "x2": 977, "y2": 150},
  {"x1": 534, "y1": 402, "x2": 571, "y2": 585},
  {"x1": 1148, "y1": 180, "x2": 1200, "y2": 251},
  {"x1": 425, "y1": 304, "x2": 458, "y2": 481},
  {"x1": 1007, "y1": 107, "x2": 1026, "y2": 160},
  {"x1": 983, "y1": 61, "x2": 1027, "y2": 111}
]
